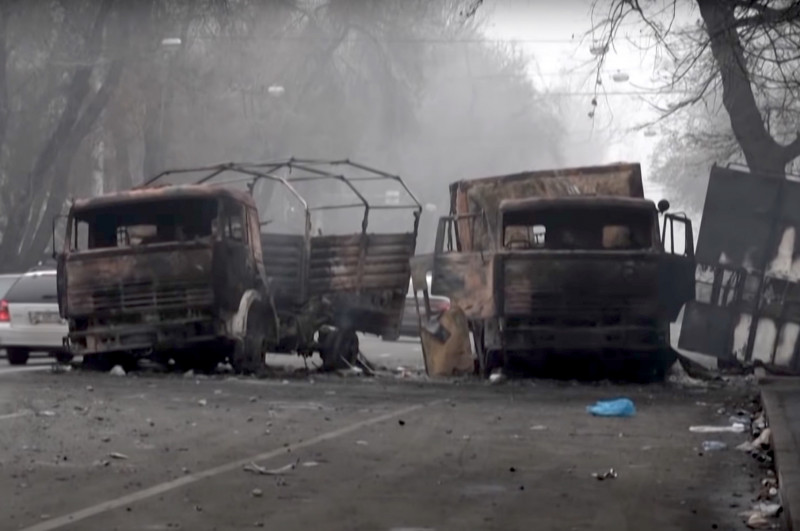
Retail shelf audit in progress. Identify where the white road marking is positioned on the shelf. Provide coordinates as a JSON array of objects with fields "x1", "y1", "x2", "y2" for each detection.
[
  {"x1": 0, "y1": 410, "x2": 31, "y2": 421},
  {"x1": 19, "y1": 401, "x2": 431, "y2": 531},
  {"x1": 0, "y1": 364, "x2": 51, "y2": 376}
]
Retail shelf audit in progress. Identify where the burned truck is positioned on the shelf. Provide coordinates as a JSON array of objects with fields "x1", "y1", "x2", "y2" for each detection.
[
  {"x1": 412, "y1": 162, "x2": 695, "y2": 380},
  {"x1": 56, "y1": 159, "x2": 421, "y2": 372}
]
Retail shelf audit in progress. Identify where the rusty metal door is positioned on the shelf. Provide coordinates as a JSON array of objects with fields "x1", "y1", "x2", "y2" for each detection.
[{"x1": 428, "y1": 216, "x2": 495, "y2": 319}]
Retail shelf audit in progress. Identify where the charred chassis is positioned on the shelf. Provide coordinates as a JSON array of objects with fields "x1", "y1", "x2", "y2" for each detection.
[{"x1": 56, "y1": 159, "x2": 421, "y2": 372}]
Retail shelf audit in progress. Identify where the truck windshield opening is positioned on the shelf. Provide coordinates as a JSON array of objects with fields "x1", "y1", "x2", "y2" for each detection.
[
  {"x1": 70, "y1": 197, "x2": 219, "y2": 251},
  {"x1": 502, "y1": 206, "x2": 654, "y2": 251}
]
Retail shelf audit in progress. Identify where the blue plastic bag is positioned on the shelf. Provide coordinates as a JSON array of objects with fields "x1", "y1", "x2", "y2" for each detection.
[{"x1": 586, "y1": 398, "x2": 636, "y2": 417}]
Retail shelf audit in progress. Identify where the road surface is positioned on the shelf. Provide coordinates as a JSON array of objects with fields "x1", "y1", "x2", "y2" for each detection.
[{"x1": 0, "y1": 338, "x2": 774, "y2": 530}]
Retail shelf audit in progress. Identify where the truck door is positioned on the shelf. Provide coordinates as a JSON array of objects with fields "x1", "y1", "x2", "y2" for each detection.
[
  {"x1": 409, "y1": 215, "x2": 496, "y2": 376},
  {"x1": 659, "y1": 212, "x2": 695, "y2": 320},
  {"x1": 411, "y1": 215, "x2": 496, "y2": 320}
]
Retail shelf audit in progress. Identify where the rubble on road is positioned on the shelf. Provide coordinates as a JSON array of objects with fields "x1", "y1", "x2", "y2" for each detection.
[
  {"x1": 591, "y1": 468, "x2": 617, "y2": 480},
  {"x1": 109, "y1": 365, "x2": 126, "y2": 376},
  {"x1": 737, "y1": 428, "x2": 772, "y2": 452},
  {"x1": 489, "y1": 369, "x2": 507, "y2": 385},
  {"x1": 701, "y1": 441, "x2": 727, "y2": 452}
]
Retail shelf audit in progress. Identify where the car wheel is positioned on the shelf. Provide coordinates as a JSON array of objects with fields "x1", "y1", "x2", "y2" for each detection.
[
  {"x1": 6, "y1": 348, "x2": 30, "y2": 366},
  {"x1": 54, "y1": 351, "x2": 74, "y2": 364}
]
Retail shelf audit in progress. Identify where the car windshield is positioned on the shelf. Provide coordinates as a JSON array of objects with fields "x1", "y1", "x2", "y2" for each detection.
[
  {"x1": 502, "y1": 205, "x2": 655, "y2": 251},
  {"x1": 4, "y1": 272, "x2": 57, "y2": 303},
  {"x1": 70, "y1": 197, "x2": 220, "y2": 251}
]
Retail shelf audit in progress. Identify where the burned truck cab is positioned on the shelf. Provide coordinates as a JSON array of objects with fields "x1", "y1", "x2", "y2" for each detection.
[
  {"x1": 56, "y1": 186, "x2": 263, "y2": 369},
  {"x1": 493, "y1": 197, "x2": 685, "y2": 367}
]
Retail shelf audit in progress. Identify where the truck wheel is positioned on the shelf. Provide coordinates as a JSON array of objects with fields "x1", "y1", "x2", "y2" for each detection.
[
  {"x1": 6, "y1": 348, "x2": 30, "y2": 366},
  {"x1": 320, "y1": 328, "x2": 359, "y2": 371},
  {"x1": 231, "y1": 306, "x2": 266, "y2": 375}
]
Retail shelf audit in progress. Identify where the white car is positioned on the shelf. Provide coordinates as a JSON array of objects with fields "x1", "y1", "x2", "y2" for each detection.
[{"x1": 0, "y1": 269, "x2": 69, "y2": 365}]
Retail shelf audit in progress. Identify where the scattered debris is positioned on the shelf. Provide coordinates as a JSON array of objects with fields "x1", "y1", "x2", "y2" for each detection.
[
  {"x1": 587, "y1": 398, "x2": 635, "y2": 417},
  {"x1": 729, "y1": 413, "x2": 751, "y2": 427},
  {"x1": 243, "y1": 461, "x2": 296, "y2": 476},
  {"x1": 301, "y1": 461, "x2": 320, "y2": 468},
  {"x1": 668, "y1": 359, "x2": 713, "y2": 387},
  {"x1": 251, "y1": 488, "x2": 263, "y2": 498},
  {"x1": 337, "y1": 367, "x2": 364, "y2": 377},
  {"x1": 183, "y1": 370, "x2": 195, "y2": 378},
  {"x1": 100, "y1": 436, "x2": 111, "y2": 443},
  {"x1": 592, "y1": 468, "x2": 617, "y2": 481},
  {"x1": 51, "y1": 363, "x2": 71, "y2": 374},
  {"x1": 213, "y1": 389, "x2": 223, "y2": 395},
  {"x1": 530, "y1": 425, "x2": 548, "y2": 431},
  {"x1": 217, "y1": 363, "x2": 234, "y2": 374},
  {"x1": 249, "y1": 396, "x2": 258, "y2": 403},
  {"x1": 745, "y1": 513, "x2": 771, "y2": 529},
  {"x1": 108, "y1": 452, "x2": 129, "y2": 460},
  {"x1": 753, "y1": 412, "x2": 767, "y2": 434},
  {"x1": 85, "y1": 385, "x2": 94, "y2": 392},
  {"x1": 398, "y1": 420, "x2": 406, "y2": 426},
  {"x1": 197, "y1": 399, "x2": 207, "y2": 407},
  {"x1": 701, "y1": 441, "x2": 727, "y2": 452},
  {"x1": 109, "y1": 365, "x2": 126, "y2": 377},
  {"x1": 489, "y1": 369, "x2": 507, "y2": 385},
  {"x1": 38, "y1": 410, "x2": 57, "y2": 418},
  {"x1": 146, "y1": 418, "x2": 155, "y2": 427},
  {"x1": 689, "y1": 423, "x2": 746, "y2": 433},
  {"x1": 356, "y1": 440, "x2": 369, "y2": 446}
]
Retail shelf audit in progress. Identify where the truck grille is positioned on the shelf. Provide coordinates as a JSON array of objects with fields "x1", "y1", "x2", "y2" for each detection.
[
  {"x1": 71, "y1": 279, "x2": 213, "y2": 315},
  {"x1": 504, "y1": 293, "x2": 657, "y2": 326}
]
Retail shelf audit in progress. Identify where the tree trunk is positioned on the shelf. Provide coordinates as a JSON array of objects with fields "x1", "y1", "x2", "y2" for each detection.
[
  {"x1": 18, "y1": 59, "x2": 126, "y2": 268},
  {"x1": 696, "y1": 0, "x2": 800, "y2": 177},
  {"x1": 0, "y1": 0, "x2": 117, "y2": 271},
  {"x1": 0, "y1": 5, "x2": 10, "y2": 153}
]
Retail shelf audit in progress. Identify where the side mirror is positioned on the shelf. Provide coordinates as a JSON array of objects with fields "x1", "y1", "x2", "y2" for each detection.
[{"x1": 657, "y1": 199, "x2": 670, "y2": 214}]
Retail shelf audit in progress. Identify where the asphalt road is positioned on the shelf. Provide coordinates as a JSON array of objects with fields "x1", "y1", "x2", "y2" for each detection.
[{"x1": 0, "y1": 338, "x2": 774, "y2": 531}]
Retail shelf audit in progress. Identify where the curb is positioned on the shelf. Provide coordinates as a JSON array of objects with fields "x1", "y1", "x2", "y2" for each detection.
[{"x1": 761, "y1": 388, "x2": 800, "y2": 531}]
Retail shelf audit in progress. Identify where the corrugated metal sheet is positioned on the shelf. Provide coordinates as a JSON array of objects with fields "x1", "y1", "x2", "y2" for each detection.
[
  {"x1": 261, "y1": 233, "x2": 305, "y2": 303},
  {"x1": 308, "y1": 233, "x2": 414, "y2": 294}
]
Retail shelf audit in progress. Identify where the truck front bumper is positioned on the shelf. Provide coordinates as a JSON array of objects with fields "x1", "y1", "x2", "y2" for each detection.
[{"x1": 65, "y1": 317, "x2": 221, "y2": 356}]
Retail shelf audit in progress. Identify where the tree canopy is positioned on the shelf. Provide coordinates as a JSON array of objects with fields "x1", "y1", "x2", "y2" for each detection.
[{"x1": 0, "y1": 0, "x2": 572, "y2": 269}]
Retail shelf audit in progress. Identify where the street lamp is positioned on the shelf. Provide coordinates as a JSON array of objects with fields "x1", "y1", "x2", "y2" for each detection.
[{"x1": 612, "y1": 70, "x2": 630, "y2": 83}]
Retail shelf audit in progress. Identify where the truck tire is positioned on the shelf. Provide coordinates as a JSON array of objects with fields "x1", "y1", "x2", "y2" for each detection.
[
  {"x1": 6, "y1": 348, "x2": 30, "y2": 366},
  {"x1": 230, "y1": 305, "x2": 266, "y2": 375},
  {"x1": 319, "y1": 328, "x2": 359, "y2": 371}
]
